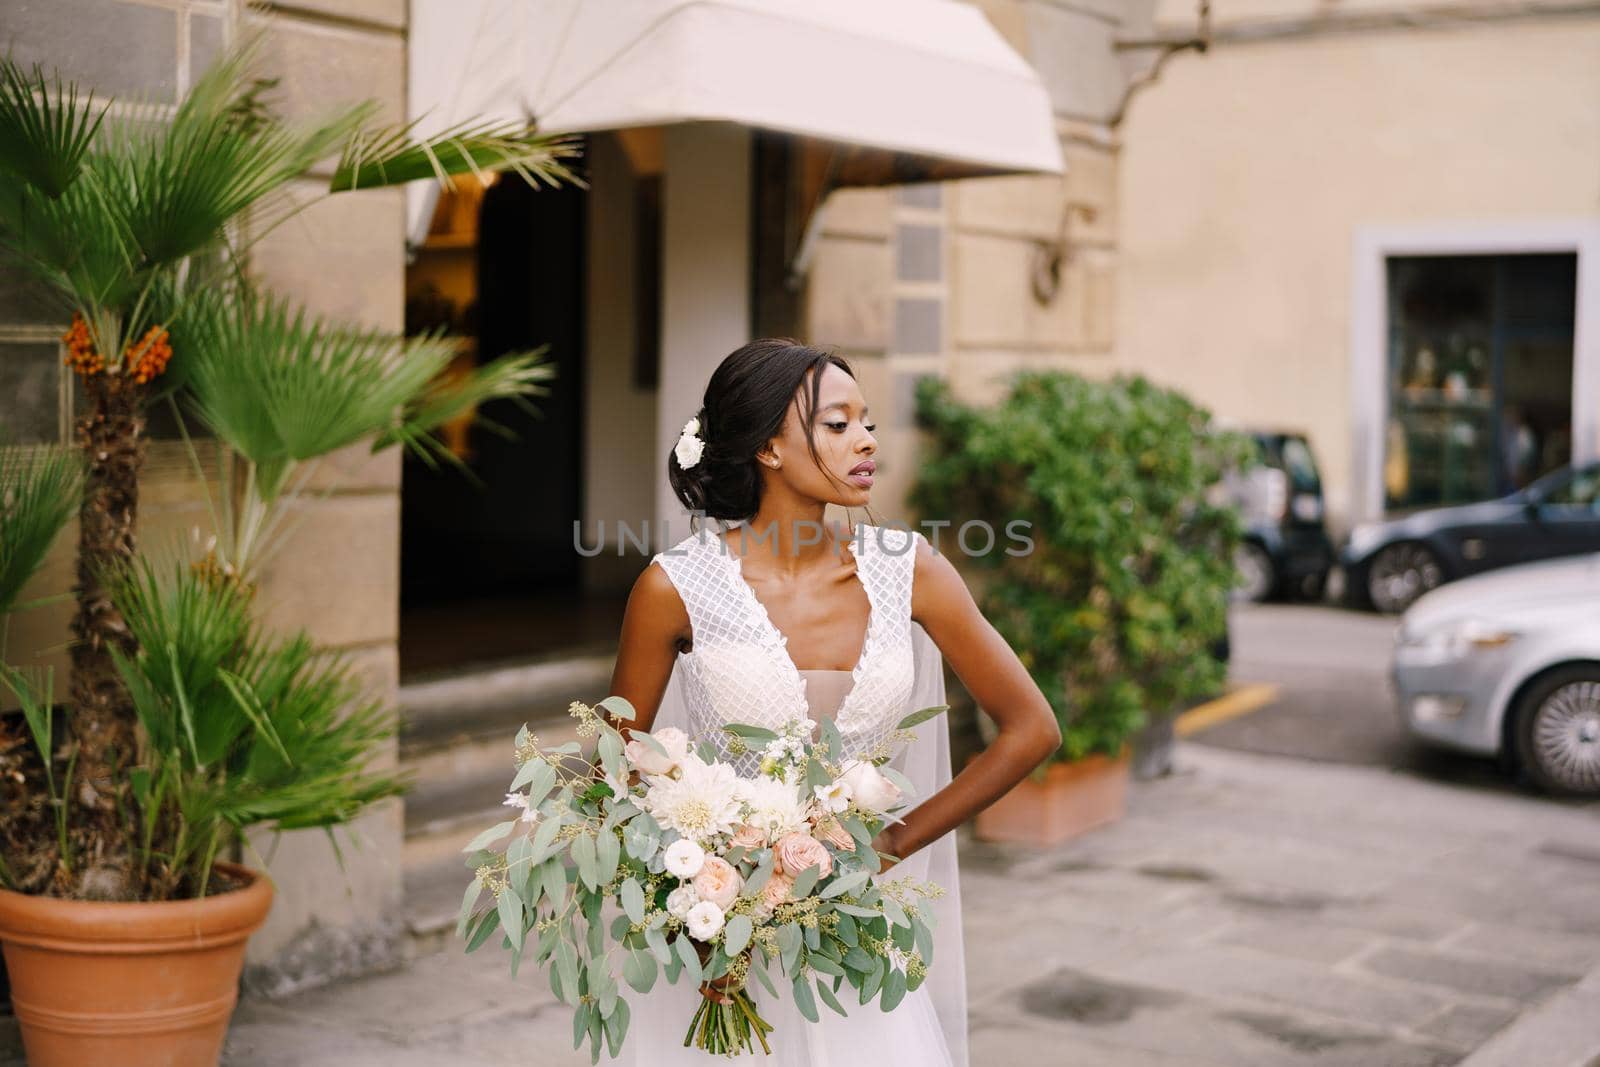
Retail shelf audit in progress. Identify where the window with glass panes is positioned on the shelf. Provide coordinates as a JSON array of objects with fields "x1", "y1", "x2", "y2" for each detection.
[{"x1": 1384, "y1": 253, "x2": 1577, "y2": 512}]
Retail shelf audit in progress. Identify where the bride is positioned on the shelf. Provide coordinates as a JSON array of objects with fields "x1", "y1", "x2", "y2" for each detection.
[{"x1": 606, "y1": 338, "x2": 1061, "y2": 1066}]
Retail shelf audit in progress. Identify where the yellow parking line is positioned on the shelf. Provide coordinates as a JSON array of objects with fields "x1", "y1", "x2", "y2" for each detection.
[{"x1": 1174, "y1": 682, "x2": 1281, "y2": 738}]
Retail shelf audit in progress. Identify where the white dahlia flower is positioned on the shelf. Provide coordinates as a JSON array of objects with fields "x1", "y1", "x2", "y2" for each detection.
[
  {"x1": 736, "y1": 775, "x2": 809, "y2": 842},
  {"x1": 642, "y1": 754, "x2": 742, "y2": 843}
]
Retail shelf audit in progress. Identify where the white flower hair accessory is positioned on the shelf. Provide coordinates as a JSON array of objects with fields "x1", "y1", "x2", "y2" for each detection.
[{"x1": 674, "y1": 414, "x2": 705, "y2": 470}]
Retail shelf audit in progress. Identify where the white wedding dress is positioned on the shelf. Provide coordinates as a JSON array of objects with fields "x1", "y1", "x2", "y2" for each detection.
[{"x1": 628, "y1": 519, "x2": 968, "y2": 1067}]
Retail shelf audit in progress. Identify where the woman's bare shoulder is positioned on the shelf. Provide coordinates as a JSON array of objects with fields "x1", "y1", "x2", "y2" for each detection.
[{"x1": 625, "y1": 558, "x2": 692, "y2": 647}]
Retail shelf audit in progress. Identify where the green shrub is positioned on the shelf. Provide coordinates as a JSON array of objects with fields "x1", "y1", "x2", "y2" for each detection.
[{"x1": 910, "y1": 371, "x2": 1250, "y2": 764}]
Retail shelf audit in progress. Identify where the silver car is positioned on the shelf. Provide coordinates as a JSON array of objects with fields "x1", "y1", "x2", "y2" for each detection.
[{"x1": 1392, "y1": 553, "x2": 1600, "y2": 795}]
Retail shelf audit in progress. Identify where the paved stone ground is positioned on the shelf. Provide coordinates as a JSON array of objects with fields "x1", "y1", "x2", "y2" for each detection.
[{"x1": 5, "y1": 742, "x2": 1595, "y2": 1066}]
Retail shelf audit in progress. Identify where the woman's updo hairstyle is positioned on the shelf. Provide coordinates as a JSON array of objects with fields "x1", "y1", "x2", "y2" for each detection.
[{"x1": 668, "y1": 338, "x2": 855, "y2": 523}]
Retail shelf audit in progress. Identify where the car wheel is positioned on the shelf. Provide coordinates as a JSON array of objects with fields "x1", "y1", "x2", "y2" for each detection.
[
  {"x1": 1232, "y1": 542, "x2": 1276, "y2": 603},
  {"x1": 1366, "y1": 542, "x2": 1443, "y2": 614},
  {"x1": 1296, "y1": 570, "x2": 1329, "y2": 603},
  {"x1": 1513, "y1": 667, "x2": 1600, "y2": 796}
]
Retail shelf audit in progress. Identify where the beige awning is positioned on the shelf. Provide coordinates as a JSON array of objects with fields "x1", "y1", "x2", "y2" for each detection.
[{"x1": 407, "y1": 0, "x2": 1063, "y2": 243}]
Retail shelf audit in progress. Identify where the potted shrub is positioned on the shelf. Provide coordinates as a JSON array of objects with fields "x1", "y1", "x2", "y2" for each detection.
[
  {"x1": 0, "y1": 36, "x2": 579, "y2": 1066},
  {"x1": 911, "y1": 372, "x2": 1246, "y2": 846}
]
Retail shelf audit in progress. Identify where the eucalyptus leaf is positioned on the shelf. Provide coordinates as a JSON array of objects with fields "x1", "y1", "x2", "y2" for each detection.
[
  {"x1": 791, "y1": 972, "x2": 819, "y2": 1023},
  {"x1": 622, "y1": 947, "x2": 658, "y2": 993},
  {"x1": 820, "y1": 870, "x2": 869, "y2": 899},
  {"x1": 674, "y1": 934, "x2": 702, "y2": 985},
  {"x1": 620, "y1": 877, "x2": 646, "y2": 924},
  {"x1": 572, "y1": 831, "x2": 599, "y2": 889},
  {"x1": 465, "y1": 908, "x2": 501, "y2": 953},
  {"x1": 497, "y1": 889, "x2": 524, "y2": 952},
  {"x1": 895, "y1": 704, "x2": 949, "y2": 731},
  {"x1": 572, "y1": 1001, "x2": 590, "y2": 1050},
  {"x1": 721, "y1": 722, "x2": 779, "y2": 741},
  {"x1": 595, "y1": 828, "x2": 621, "y2": 886},
  {"x1": 723, "y1": 914, "x2": 753, "y2": 956},
  {"x1": 778, "y1": 923, "x2": 802, "y2": 976},
  {"x1": 808, "y1": 952, "x2": 844, "y2": 978},
  {"x1": 789, "y1": 863, "x2": 821, "y2": 899},
  {"x1": 462, "y1": 820, "x2": 515, "y2": 853},
  {"x1": 604, "y1": 996, "x2": 630, "y2": 1057},
  {"x1": 743, "y1": 852, "x2": 774, "y2": 897},
  {"x1": 913, "y1": 915, "x2": 934, "y2": 964},
  {"x1": 750, "y1": 954, "x2": 780, "y2": 997},
  {"x1": 645, "y1": 924, "x2": 672, "y2": 965},
  {"x1": 819, "y1": 715, "x2": 844, "y2": 760},
  {"x1": 879, "y1": 966, "x2": 908, "y2": 1011},
  {"x1": 860, "y1": 956, "x2": 886, "y2": 1003},
  {"x1": 597, "y1": 731, "x2": 624, "y2": 780},
  {"x1": 456, "y1": 878, "x2": 483, "y2": 939},
  {"x1": 596, "y1": 694, "x2": 636, "y2": 721},
  {"x1": 555, "y1": 939, "x2": 581, "y2": 1004},
  {"x1": 526, "y1": 813, "x2": 564, "y2": 864},
  {"x1": 815, "y1": 976, "x2": 849, "y2": 1017}
]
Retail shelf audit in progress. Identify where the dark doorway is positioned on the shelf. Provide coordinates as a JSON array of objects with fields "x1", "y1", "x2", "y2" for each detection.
[{"x1": 400, "y1": 171, "x2": 588, "y2": 674}]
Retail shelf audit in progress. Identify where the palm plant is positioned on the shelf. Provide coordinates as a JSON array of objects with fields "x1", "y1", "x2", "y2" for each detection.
[
  {"x1": 0, "y1": 33, "x2": 582, "y2": 900},
  {"x1": 109, "y1": 555, "x2": 404, "y2": 900},
  {"x1": 0, "y1": 442, "x2": 83, "y2": 892}
]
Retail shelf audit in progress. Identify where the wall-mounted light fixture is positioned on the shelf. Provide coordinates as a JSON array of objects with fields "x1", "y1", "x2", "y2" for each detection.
[{"x1": 1030, "y1": 201, "x2": 1100, "y2": 306}]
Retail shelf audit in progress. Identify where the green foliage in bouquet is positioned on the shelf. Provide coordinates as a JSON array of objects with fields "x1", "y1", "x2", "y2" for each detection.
[
  {"x1": 910, "y1": 371, "x2": 1251, "y2": 764},
  {"x1": 461, "y1": 699, "x2": 951, "y2": 1062}
]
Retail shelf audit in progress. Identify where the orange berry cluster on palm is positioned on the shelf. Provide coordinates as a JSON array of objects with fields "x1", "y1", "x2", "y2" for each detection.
[
  {"x1": 61, "y1": 312, "x2": 173, "y2": 384},
  {"x1": 126, "y1": 324, "x2": 173, "y2": 384},
  {"x1": 62, "y1": 313, "x2": 104, "y2": 378}
]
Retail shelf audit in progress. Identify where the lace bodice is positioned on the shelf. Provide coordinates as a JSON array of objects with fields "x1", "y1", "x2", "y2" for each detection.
[{"x1": 650, "y1": 522, "x2": 923, "y2": 774}]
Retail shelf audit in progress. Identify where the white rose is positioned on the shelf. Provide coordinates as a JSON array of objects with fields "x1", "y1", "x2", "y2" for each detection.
[
  {"x1": 663, "y1": 838, "x2": 707, "y2": 879},
  {"x1": 674, "y1": 429, "x2": 705, "y2": 469},
  {"x1": 685, "y1": 900, "x2": 725, "y2": 941},
  {"x1": 838, "y1": 761, "x2": 902, "y2": 813},
  {"x1": 655, "y1": 727, "x2": 693, "y2": 762},
  {"x1": 666, "y1": 884, "x2": 700, "y2": 920},
  {"x1": 812, "y1": 779, "x2": 853, "y2": 815},
  {"x1": 620, "y1": 735, "x2": 678, "y2": 777}
]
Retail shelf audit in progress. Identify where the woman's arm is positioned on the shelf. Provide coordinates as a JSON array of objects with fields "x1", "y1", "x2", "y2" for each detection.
[
  {"x1": 874, "y1": 535, "x2": 1061, "y2": 866},
  {"x1": 605, "y1": 561, "x2": 691, "y2": 739}
]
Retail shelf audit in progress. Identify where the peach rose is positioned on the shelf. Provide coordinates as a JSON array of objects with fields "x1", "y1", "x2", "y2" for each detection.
[
  {"x1": 812, "y1": 816, "x2": 855, "y2": 852},
  {"x1": 773, "y1": 833, "x2": 832, "y2": 880},
  {"x1": 760, "y1": 870, "x2": 795, "y2": 911},
  {"x1": 691, "y1": 855, "x2": 743, "y2": 910},
  {"x1": 729, "y1": 824, "x2": 766, "y2": 849}
]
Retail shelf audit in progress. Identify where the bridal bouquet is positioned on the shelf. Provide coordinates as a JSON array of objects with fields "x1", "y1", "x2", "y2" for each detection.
[{"x1": 458, "y1": 697, "x2": 949, "y2": 1061}]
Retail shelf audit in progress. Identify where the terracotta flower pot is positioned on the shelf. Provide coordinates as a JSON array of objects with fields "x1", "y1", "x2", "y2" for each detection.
[
  {"x1": 0, "y1": 862, "x2": 273, "y2": 1067},
  {"x1": 974, "y1": 751, "x2": 1130, "y2": 846}
]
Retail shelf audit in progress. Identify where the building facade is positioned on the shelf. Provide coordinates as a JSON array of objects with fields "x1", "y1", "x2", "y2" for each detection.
[{"x1": 1113, "y1": 0, "x2": 1600, "y2": 531}]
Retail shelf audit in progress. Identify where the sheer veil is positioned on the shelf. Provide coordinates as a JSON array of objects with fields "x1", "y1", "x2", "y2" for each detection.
[{"x1": 650, "y1": 608, "x2": 969, "y2": 1066}]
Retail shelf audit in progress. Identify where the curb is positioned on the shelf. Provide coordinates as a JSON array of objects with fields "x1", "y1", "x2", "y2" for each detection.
[
  {"x1": 1453, "y1": 960, "x2": 1600, "y2": 1067},
  {"x1": 1174, "y1": 681, "x2": 1280, "y2": 738}
]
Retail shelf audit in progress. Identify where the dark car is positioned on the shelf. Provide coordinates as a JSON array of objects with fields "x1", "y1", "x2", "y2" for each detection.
[
  {"x1": 1341, "y1": 462, "x2": 1600, "y2": 614},
  {"x1": 1227, "y1": 430, "x2": 1335, "y2": 602}
]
